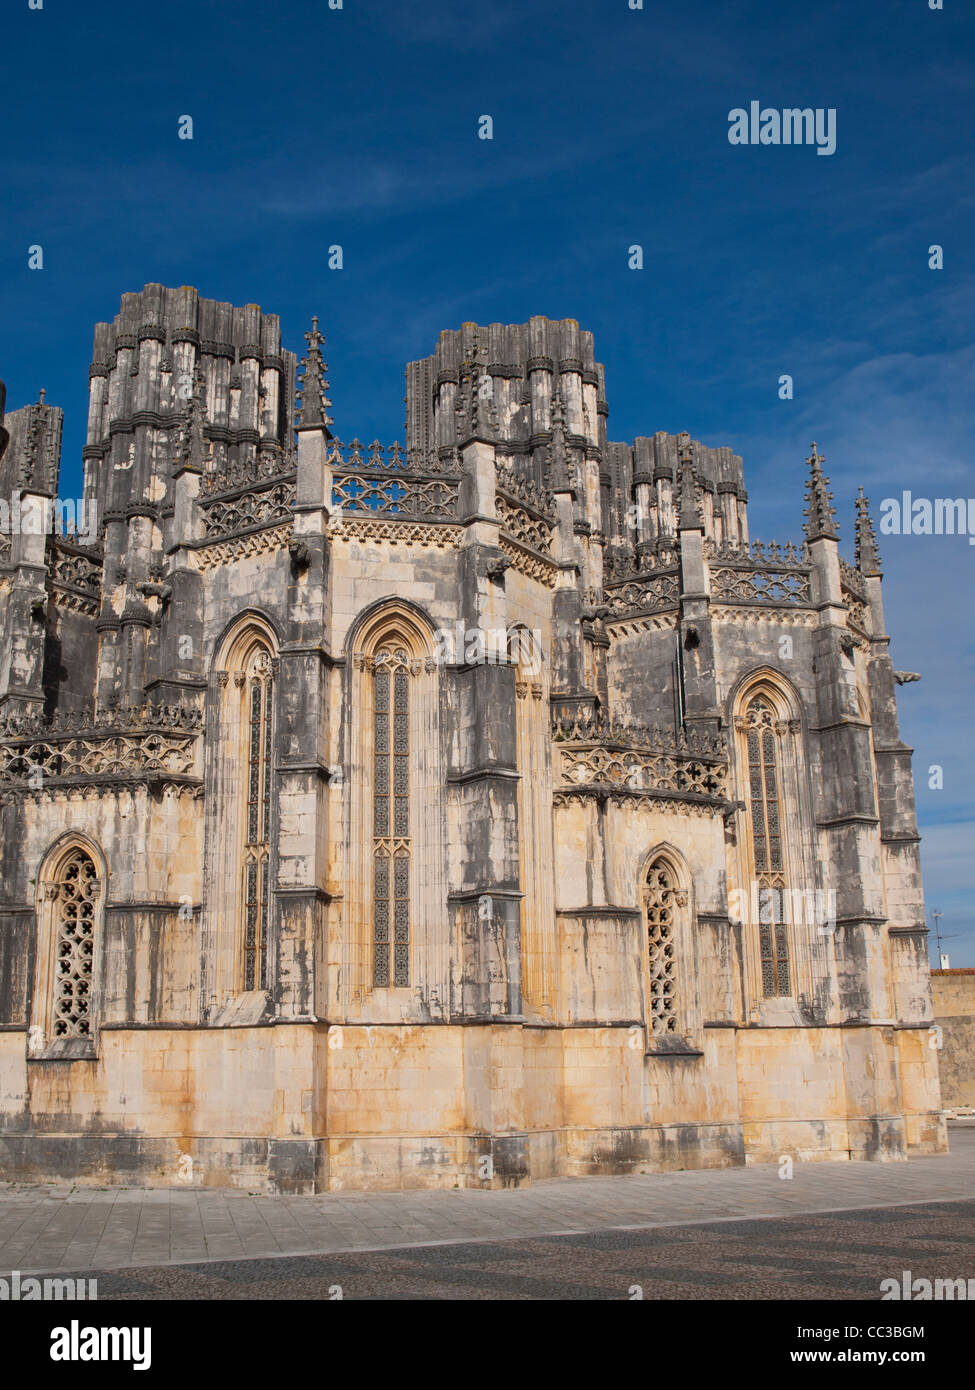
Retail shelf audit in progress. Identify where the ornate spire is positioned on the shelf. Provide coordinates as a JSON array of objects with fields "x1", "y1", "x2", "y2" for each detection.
[
  {"x1": 548, "y1": 384, "x2": 565, "y2": 479},
  {"x1": 544, "y1": 383, "x2": 579, "y2": 491},
  {"x1": 298, "y1": 316, "x2": 332, "y2": 432},
  {"x1": 803, "y1": 441, "x2": 839, "y2": 541},
  {"x1": 676, "y1": 430, "x2": 703, "y2": 530},
  {"x1": 454, "y1": 331, "x2": 497, "y2": 443},
  {"x1": 855, "y1": 486, "x2": 882, "y2": 575},
  {"x1": 175, "y1": 366, "x2": 208, "y2": 474}
]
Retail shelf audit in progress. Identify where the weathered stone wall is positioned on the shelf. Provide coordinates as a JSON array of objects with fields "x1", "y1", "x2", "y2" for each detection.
[
  {"x1": 931, "y1": 969, "x2": 975, "y2": 1110},
  {"x1": 0, "y1": 292, "x2": 946, "y2": 1191},
  {"x1": 0, "y1": 1014, "x2": 945, "y2": 1192}
]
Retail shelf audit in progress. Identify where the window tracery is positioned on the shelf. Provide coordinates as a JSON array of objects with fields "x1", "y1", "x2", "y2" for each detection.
[
  {"x1": 242, "y1": 648, "x2": 274, "y2": 991},
  {"x1": 51, "y1": 850, "x2": 99, "y2": 1038},
  {"x1": 373, "y1": 645, "x2": 411, "y2": 987},
  {"x1": 744, "y1": 694, "x2": 791, "y2": 997},
  {"x1": 645, "y1": 858, "x2": 683, "y2": 1033}
]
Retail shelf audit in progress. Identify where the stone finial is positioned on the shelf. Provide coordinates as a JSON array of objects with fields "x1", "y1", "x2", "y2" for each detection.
[
  {"x1": 11, "y1": 392, "x2": 64, "y2": 492},
  {"x1": 854, "y1": 486, "x2": 882, "y2": 576},
  {"x1": 676, "y1": 432, "x2": 704, "y2": 530},
  {"x1": 678, "y1": 464, "x2": 704, "y2": 530},
  {"x1": 298, "y1": 315, "x2": 333, "y2": 431},
  {"x1": 803, "y1": 441, "x2": 839, "y2": 542}
]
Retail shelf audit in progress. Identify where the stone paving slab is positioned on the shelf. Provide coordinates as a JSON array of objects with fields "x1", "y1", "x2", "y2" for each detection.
[
  {"x1": 81, "y1": 1202, "x2": 975, "y2": 1301},
  {"x1": 0, "y1": 1125, "x2": 971, "y2": 1276}
]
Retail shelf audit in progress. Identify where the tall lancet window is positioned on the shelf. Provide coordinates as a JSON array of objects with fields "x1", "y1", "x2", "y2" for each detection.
[
  {"x1": 373, "y1": 645, "x2": 411, "y2": 987},
  {"x1": 346, "y1": 602, "x2": 447, "y2": 1009},
  {"x1": 205, "y1": 618, "x2": 281, "y2": 1007},
  {"x1": 242, "y1": 648, "x2": 274, "y2": 991},
  {"x1": 744, "y1": 694, "x2": 791, "y2": 997}
]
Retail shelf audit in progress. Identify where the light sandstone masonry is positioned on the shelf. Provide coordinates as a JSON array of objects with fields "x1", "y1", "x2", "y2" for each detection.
[
  {"x1": 930, "y1": 970, "x2": 975, "y2": 1112},
  {"x1": 0, "y1": 291, "x2": 946, "y2": 1192}
]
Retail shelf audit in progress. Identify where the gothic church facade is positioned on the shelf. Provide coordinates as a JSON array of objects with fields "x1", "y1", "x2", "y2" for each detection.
[{"x1": 0, "y1": 286, "x2": 945, "y2": 1191}]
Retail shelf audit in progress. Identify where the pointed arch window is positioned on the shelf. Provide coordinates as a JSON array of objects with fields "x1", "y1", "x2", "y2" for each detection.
[
  {"x1": 744, "y1": 694, "x2": 791, "y2": 997},
  {"x1": 373, "y1": 644, "x2": 411, "y2": 987},
  {"x1": 346, "y1": 602, "x2": 447, "y2": 1009},
  {"x1": 242, "y1": 648, "x2": 274, "y2": 991},
  {"x1": 52, "y1": 849, "x2": 99, "y2": 1038},
  {"x1": 31, "y1": 837, "x2": 106, "y2": 1059},
  {"x1": 644, "y1": 857, "x2": 683, "y2": 1034}
]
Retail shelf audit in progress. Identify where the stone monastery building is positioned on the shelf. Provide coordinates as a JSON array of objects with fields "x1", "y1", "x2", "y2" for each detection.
[{"x1": 0, "y1": 285, "x2": 945, "y2": 1191}]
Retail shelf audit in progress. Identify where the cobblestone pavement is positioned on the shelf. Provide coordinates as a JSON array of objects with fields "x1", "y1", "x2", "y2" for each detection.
[
  {"x1": 64, "y1": 1199, "x2": 975, "y2": 1300},
  {"x1": 1, "y1": 1125, "x2": 971, "y2": 1278}
]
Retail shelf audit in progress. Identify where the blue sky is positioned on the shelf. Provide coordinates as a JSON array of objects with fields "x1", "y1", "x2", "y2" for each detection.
[{"x1": 2, "y1": 0, "x2": 972, "y2": 962}]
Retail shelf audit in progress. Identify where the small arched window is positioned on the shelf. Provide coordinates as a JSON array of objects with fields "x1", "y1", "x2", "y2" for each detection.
[
  {"x1": 31, "y1": 837, "x2": 106, "y2": 1057},
  {"x1": 743, "y1": 694, "x2": 791, "y2": 997},
  {"x1": 51, "y1": 849, "x2": 99, "y2": 1038},
  {"x1": 643, "y1": 856, "x2": 685, "y2": 1034}
]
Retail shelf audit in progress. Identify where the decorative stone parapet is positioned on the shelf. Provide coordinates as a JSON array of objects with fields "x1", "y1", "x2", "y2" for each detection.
[
  {"x1": 0, "y1": 704, "x2": 202, "y2": 789},
  {"x1": 552, "y1": 713, "x2": 728, "y2": 802}
]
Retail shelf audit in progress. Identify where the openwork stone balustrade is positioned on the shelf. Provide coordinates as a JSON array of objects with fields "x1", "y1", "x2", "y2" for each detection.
[
  {"x1": 0, "y1": 706, "x2": 202, "y2": 790},
  {"x1": 552, "y1": 715, "x2": 728, "y2": 803}
]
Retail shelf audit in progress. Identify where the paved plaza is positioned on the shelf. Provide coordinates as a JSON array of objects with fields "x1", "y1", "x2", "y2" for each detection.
[
  {"x1": 0, "y1": 1124, "x2": 971, "y2": 1278},
  {"x1": 61, "y1": 1200, "x2": 975, "y2": 1301}
]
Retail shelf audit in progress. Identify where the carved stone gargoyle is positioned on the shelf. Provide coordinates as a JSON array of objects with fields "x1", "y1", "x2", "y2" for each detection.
[
  {"x1": 894, "y1": 671, "x2": 922, "y2": 685},
  {"x1": 288, "y1": 538, "x2": 311, "y2": 571},
  {"x1": 136, "y1": 581, "x2": 173, "y2": 603},
  {"x1": 484, "y1": 555, "x2": 512, "y2": 582}
]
